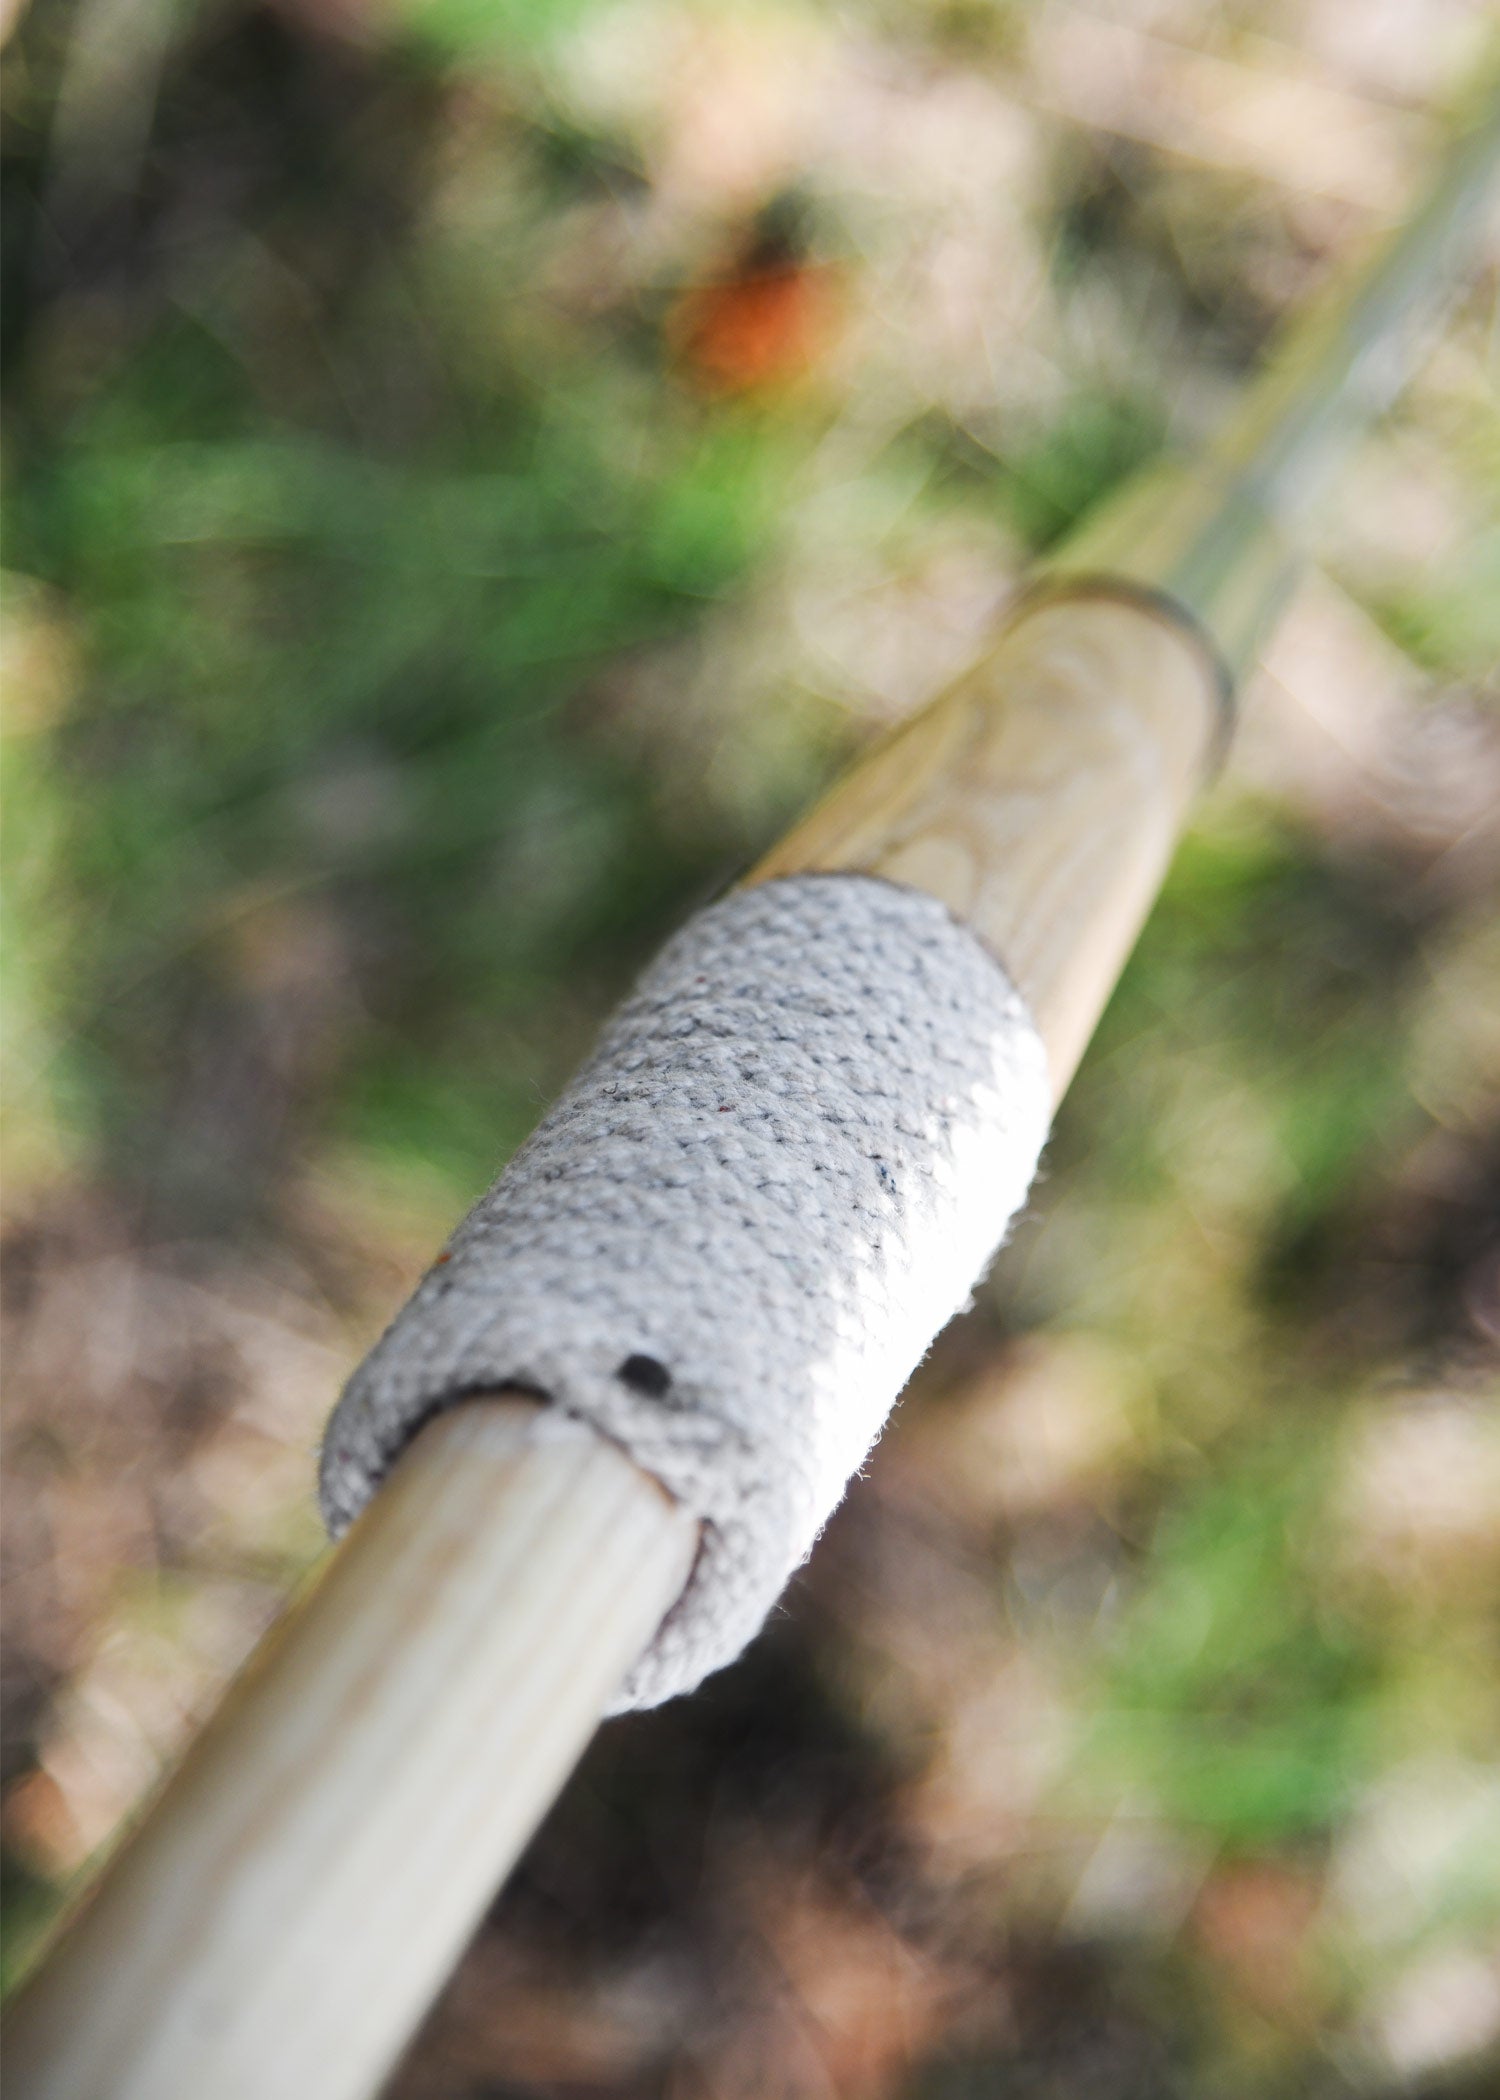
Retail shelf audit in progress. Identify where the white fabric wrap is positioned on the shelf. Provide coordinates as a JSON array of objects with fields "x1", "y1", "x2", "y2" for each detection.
[{"x1": 320, "y1": 873, "x2": 1051, "y2": 1709}]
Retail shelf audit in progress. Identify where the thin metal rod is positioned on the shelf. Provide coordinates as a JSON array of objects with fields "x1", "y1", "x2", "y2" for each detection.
[
  {"x1": 1208, "y1": 91, "x2": 1500, "y2": 520},
  {"x1": 4, "y1": 1400, "x2": 698, "y2": 2100},
  {"x1": 1058, "y1": 93, "x2": 1500, "y2": 670}
]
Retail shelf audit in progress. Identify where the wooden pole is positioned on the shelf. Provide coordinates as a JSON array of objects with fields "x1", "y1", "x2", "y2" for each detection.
[
  {"x1": 750, "y1": 586, "x2": 1223, "y2": 1095},
  {"x1": 753, "y1": 92, "x2": 1499, "y2": 1092},
  {"x1": 5, "y1": 1400, "x2": 697, "y2": 2100},
  {"x1": 7, "y1": 93, "x2": 1496, "y2": 2100}
]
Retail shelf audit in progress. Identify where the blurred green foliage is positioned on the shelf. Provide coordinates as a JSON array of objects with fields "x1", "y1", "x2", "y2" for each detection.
[{"x1": 1082, "y1": 1445, "x2": 1381, "y2": 1847}]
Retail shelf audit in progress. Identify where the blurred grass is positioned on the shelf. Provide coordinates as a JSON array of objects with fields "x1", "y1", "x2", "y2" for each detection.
[{"x1": 1077, "y1": 1441, "x2": 1382, "y2": 1848}]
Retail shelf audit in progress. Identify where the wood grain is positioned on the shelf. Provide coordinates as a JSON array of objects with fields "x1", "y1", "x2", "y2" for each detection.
[
  {"x1": 751, "y1": 588, "x2": 1222, "y2": 1095},
  {"x1": 5, "y1": 1399, "x2": 698, "y2": 2100}
]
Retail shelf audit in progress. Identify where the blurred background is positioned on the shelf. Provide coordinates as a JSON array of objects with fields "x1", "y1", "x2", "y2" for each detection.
[{"x1": 3, "y1": 0, "x2": 1499, "y2": 2092}]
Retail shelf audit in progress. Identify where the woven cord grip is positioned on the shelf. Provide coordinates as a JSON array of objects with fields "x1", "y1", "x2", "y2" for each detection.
[{"x1": 320, "y1": 873, "x2": 1051, "y2": 1707}]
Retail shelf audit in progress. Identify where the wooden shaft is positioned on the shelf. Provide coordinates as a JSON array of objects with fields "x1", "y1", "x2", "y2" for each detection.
[
  {"x1": 4, "y1": 1399, "x2": 698, "y2": 2100},
  {"x1": 751, "y1": 101, "x2": 1498, "y2": 1059},
  {"x1": 751, "y1": 587, "x2": 1222, "y2": 1095}
]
